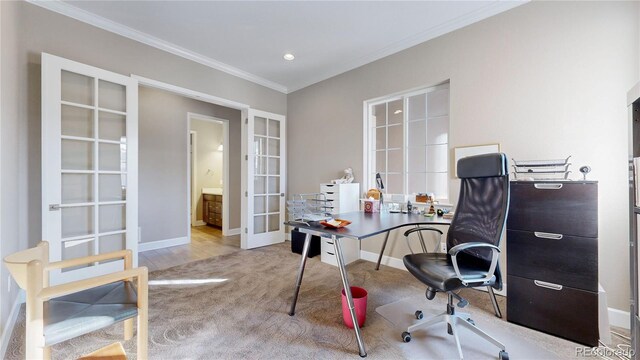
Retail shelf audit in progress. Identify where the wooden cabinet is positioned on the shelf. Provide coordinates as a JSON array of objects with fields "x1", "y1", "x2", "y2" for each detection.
[
  {"x1": 203, "y1": 194, "x2": 222, "y2": 227},
  {"x1": 507, "y1": 181, "x2": 599, "y2": 347}
]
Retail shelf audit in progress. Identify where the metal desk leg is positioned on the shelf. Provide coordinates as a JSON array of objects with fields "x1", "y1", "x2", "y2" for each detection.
[
  {"x1": 289, "y1": 233, "x2": 312, "y2": 316},
  {"x1": 375, "y1": 231, "x2": 391, "y2": 271},
  {"x1": 334, "y1": 235, "x2": 367, "y2": 357}
]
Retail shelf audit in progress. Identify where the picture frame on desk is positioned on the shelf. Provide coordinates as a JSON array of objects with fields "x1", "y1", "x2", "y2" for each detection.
[{"x1": 453, "y1": 143, "x2": 501, "y2": 177}]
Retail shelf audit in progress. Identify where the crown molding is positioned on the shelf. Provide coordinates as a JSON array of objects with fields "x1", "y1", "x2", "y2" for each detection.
[
  {"x1": 287, "y1": 1, "x2": 527, "y2": 93},
  {"x1": 26, "y1": 0, "x2": 289, "y2": 94}
]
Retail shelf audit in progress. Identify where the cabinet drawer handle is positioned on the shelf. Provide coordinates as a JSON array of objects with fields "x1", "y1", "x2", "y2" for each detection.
[
  {"x1": 534, "y1": 232, "x2": 563, "y2": 240},
  {"x1": 326, "y1": 241, "x2": 334, "y2": 245},
  {"x1": 534, "y1": 183, "x2": 563, "y2": 190},
  {"x1": 534, "y1": 280, "x2": 563, "y2": 291},
  {"x1": 326, "y1": 251, "x2": 335, "y2": 256}
]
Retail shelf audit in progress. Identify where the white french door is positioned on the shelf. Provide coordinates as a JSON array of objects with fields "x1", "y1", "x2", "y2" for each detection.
[
  {"x1": 242, "y1": 109, "x2": 286, "y2": 249},
  {"x1": 41, "y1": 53, "x2": 138, "y2": 285}
]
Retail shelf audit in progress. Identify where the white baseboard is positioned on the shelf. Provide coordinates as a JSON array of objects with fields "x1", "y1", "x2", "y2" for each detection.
[
  {"x1": 608, "y1": 308, "x2": 631, "y2": 330},
  {"x1": 192, "y1": 220, "x2": 206, "y2": 227},
  {"x1": 1, "y1": 290, "x2": 25, "y2": 359},
  {"x1": 226, "y1": 228, "x2": 241, "y2": 236},
  {"x1": 360, "y1": 250, "x2": 407, "y2": 271},
  {"x1": 139, "y1": 237, "x2": 190, "y2": 252}
]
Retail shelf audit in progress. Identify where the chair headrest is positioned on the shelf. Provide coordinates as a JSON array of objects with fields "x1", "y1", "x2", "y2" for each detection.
[{"x1": 457, "y1": 153, "x2": 508, "y2": 178}]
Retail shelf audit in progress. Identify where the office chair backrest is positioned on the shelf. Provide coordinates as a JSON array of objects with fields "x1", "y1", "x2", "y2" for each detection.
[{"x1": 447, "y1": 153, "x2": 509, "y2": 287}]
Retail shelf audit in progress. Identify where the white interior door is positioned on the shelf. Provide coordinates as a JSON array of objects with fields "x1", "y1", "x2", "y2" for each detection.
[
  {"x1": 41, "y1": 53, "x2": 138, "y2": 285},
  {"x1": 242, "y1": 109, "x2": 286, "y2": 249}
]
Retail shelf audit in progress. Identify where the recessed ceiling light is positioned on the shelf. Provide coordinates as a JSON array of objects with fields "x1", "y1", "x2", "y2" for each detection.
[
  {"x1": 394, "y1": 110, "x2": 403, "y2": 114},
  {"x1": 283, "y1": 53, "x2": 295, "y2": 61}
]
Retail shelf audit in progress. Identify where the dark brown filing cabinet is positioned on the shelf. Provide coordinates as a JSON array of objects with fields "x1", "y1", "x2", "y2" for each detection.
[
  {"x1": 507, "y1": 181, "x2": 599, "y2": 347},
  {"x1": 203, "y1": 194, "x2": 222, "y2": 227}
]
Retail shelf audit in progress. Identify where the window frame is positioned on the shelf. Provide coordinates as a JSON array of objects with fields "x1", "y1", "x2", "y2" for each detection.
[{"x1": 362, "y1": 82, "x2": 450, "y2": 202}]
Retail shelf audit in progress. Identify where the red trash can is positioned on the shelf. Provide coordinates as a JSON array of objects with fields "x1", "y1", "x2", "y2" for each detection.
[{"x1": 341, "y1": 286, "x2": 368, "y2": 328}]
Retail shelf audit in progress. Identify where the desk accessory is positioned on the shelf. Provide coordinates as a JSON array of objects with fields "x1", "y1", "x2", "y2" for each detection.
[
  {"x1": 512, "y1": 156, "x2": 572, "y2": 180},
  {"x1": 579, "y1": 165, "x2": 591, "y2": 180},
  {"x1": 320, "y1": 219, "x2": 352, "y2": 229}
]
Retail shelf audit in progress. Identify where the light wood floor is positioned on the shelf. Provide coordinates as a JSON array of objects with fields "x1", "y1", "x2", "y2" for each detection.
[{"x1": 138, "y1": 226, "x2": 241, "y2": 272}]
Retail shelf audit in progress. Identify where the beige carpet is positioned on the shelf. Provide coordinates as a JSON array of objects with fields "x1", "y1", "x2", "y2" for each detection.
[{"x1": 6, "y1": 242, "x2": 592, "y2": 359}]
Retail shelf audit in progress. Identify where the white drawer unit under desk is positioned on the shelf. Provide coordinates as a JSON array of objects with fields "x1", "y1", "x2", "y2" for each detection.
[
  {"x1": 319, "y1": 182, "x2": 360, "y2": 266},
  {"x1": 320, "y1": 236, "x2": 361, "y2": 266}
]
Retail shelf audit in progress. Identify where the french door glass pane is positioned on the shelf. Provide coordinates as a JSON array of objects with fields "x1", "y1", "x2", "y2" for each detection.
[
  {"x1": 268, "y1": 138, "x2": 280, "y2": 156},
  {"x1": 427, "y1": 89, "x2": 449, "y2": 118},
  {"x1": 268, "y1": 214, "x2": 280, "y2": 232},
  {"x1": 408, "y1": 94, "x2": 426, "y2": 121},
  {"x1": 388, "y1": 150, "x2": 403, "y2": 173},
  {"x1": 99, "y1": 111, "x2": 126, "y2": 141},
  {"x1": 268, "y1": 176, "x2": 280, "y2": 193},
  {"x1": 98, "y1": 80, "x2": 126, "y2": 112},
  {"x1": 426, "y1": 144, "x2": 448, "y2": 173},
  {"x1": 427, "y1": 116, "x2": 449, "y2": 145},
  {"x1": 99, "y1": 174, "x2": 126, "y2": 201},
  {"x1": 62, "y1": 140, "x2": 93, "y2": 170},
  {"x1": 254, "y1": 137, "x2": 266, "y2": 156},
  {"x1": 99, "y1": 233, "x2": 126, "y2": 254},
  {"x1": 268, "y1": 119, "x2": 280, "y2": 138},
  {"x1": 407, "y1": 146, "x2": 426, "y2": 170},
  {"x1": 388, "y1": 100, "x2": 403, "y2": 125},
  {"x1": 61, "y1": 70, "x2": 94, "y2": 106},
  {"x1": 388, "y1": 124, "x2": 403, "y2": 149},
  {"x1": 426, "y1": 172, "x2": 448, "y2": 199},
  {"x1": 255, "y1": 117, "x2": 267, "y2": 136},
  {"x1": 254, "y1": 176, "x2": 266, "y2": 194},
  {"x1": 99, "y1": 143, "x2": 123, "y2": 171},
  {"x1": 62, "y1": 174, "x2": 93, "y2": 204},
  {"x1": 268, "y1": 158, "x2": 280, "y2": 175},
  {"x1": 268, "y1": 195, "x2": 279, "y2": 212},
  {"x1": 255, "y1": 156, "x2": 266, "y2": 175},
  {"x1": 99, "y1": 204, "x2": 126, "y2": 232},
  {"x1": 62, "y1": 105, "x2": 94, "y2": 138},
  {"x1": 408, "y1": 120, "x2": 426, "y2": 147},
  {"x1": 62, "y1": 206, "x2": 94, "y2": 238},
  {"x1": 375, "y1": 151, "x2": 385, "y2": 173},
  {"x1": 254, "y1": 215, "x2": 266, "y2": 234},
  {"x1": 408, "y1": 172, "x2": 427, "y2": 194},
  {"x1": 373, "y1": 104, "x2": 386, "y2": 127},
  {"x1": 62, "y1": 239, "x2": 94, "y2": 271},
  {"x1": 375, "y1": 127, "x2": 386, "y2": 150},
  {"x1": 254, "y1": 196, "x2": 266, "y2": 214},
  {"x1": 386, "y1": 174, "x2": 403, "y2": 194}
]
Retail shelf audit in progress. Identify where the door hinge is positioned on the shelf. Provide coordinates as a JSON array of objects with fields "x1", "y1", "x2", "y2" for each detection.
[
  {"x1": 244, "y1": 228, "x2": 248, "y2": 234},
  {"x1": 245, "y1": 118, "x2": 248, "y2": 124},
  {"x1": 49, "y1": 204, "x2": 60, "y2": 211},
  {"x1": 245, "y1": 191, "x2": 248, "y2": 197},
  {"x1": 245, "y1": 155, "x2": 248, "y2": 160}
]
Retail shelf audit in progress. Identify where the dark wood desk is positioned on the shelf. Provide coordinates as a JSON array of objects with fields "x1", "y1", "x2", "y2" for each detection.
[{"x1": 286, "y1": 211, "x2": 452, "y2": 357}]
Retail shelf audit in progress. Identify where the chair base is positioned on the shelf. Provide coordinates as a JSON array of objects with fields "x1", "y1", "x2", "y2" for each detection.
[{"x1": 401, "y1": 295, "x2": 508, "y2": 360}]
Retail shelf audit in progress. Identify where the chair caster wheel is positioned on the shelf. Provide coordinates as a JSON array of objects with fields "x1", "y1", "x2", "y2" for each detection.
[
  {"x1": 401, "y1": 331, "x2": 411, "y2": 343},
  {"x1": 415, "y1": 310, "x2": 424, "y2": 320},
  {"x1": 499, "y1": 350, "x2": 509, "y2": 360},
  {"x1": 466, "y1": 318, "x2": 475, "y2": 326}
]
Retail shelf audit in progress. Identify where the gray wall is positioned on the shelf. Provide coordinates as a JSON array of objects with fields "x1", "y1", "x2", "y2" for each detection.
[
  {"x1": 139, "y1": 87, "x2": 241, "y2": 244},
  {"x1": 0, "y1": 0, "x2": 285, "y2": 346},
  {"x1": 287, "y1": 1, "x2": 639, "y2": 311}
]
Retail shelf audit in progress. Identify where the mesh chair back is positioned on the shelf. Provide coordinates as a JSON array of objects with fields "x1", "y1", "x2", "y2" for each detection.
[{"x1": 447, "y1": 153, "x2": 509, "y2": 288}]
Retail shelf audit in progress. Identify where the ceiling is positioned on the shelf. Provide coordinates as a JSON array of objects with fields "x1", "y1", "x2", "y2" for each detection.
[{"x1": 34, "y1": 1, "x2": 526, "y2": 93}]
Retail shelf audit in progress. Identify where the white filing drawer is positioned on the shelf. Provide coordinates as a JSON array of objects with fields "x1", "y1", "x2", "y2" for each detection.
[{"x1": 320, "y1": 236, "x2": 360, "y2": 266}]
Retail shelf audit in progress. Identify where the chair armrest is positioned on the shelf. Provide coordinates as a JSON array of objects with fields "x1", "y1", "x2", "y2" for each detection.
[
  {"x1": 448, "y1": 242, "x2": 500, "y2": 286},
  {"x1": 404, "y1": 227, "x2": 444, "y2": 254},
  {"x1": 38, "y1": 267, "x2": 147, "y2": 301},
  {"x1": 45, "y1": 250, "x2": 132, "y2": 271}
]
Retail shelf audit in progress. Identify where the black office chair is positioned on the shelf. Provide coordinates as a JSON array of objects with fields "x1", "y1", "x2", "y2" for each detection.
[{"x1": 401, "y1": 153, "x2": 509, "y2": 360}]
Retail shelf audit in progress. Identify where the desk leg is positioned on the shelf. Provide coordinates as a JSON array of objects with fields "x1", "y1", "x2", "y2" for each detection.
[
  {"x1": 334, "y1": 235, "x2": 368, "y2": 357},
  {"x1": 289, "y1": 233, "x2": 312, "y2": 316},
  {"x1": 375, "y1": 231, "x2": 391, "y2": 271}
]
